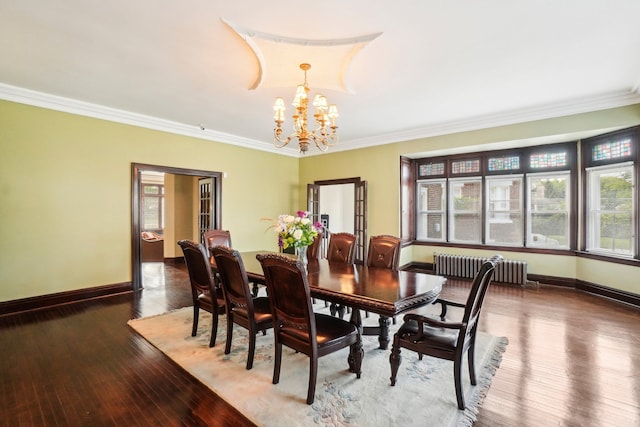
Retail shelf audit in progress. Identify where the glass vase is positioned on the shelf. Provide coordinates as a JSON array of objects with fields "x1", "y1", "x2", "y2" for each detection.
[{"x1": 296, "y1": 245, "x2": 308, "y2": 266}]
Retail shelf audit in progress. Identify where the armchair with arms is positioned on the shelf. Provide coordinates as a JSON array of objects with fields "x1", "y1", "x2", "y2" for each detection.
[{"x1": 389, "y1": 254, "x2": 503, "y2": 410}]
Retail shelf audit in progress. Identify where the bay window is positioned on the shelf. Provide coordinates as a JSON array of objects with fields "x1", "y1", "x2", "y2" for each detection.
[{"x1": 404, "y1": 126, "x2": 639, "y2": 260}]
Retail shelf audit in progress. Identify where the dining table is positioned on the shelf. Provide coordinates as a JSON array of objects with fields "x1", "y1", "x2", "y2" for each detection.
[{"x1": 231, "y1": 250, "x2": 446, "y2": 351}]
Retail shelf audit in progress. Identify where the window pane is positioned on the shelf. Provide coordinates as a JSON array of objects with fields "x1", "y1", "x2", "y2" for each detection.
[
  {"x1": 486, "y1": 177, "x2": 523, "y2": 245},
  {"x1": 417, "y1": 181, "x2": 445, "y2": 240},
  {"x1": 419, "y1": 162, "x2": 445, "y2": 177},
  {"x1": 530, "y1": 152, "x2": 567, "y2": 169},
  {"x1": 449, "y1": 179, "x2": 482, "y2": 243},
  {"x1": 592, "y1": 139, "x2": 632, "y2": 161},
  {"x1": 527, "y1": 173, "x2": 569, "y2": 248},
  {"x1": 587, "y1": 165, "x2": 634, "y2": 255},
  {"x1": 488, "y1": 155, "x2": 520, "y2": 172},
  {"x1": 451, "y1": 159, "x2": 480, "y2": 174},
  {"x1": 143, "y1": 197, "x2": 161, "y2": 229}
]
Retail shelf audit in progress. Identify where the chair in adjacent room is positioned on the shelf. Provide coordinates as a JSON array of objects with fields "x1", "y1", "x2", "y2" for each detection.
[
  {"x1": 389, "y1": 255, "x2": 502, "y2": 410},
  {"x1": 326, "y1": 232, "x2": 357, "y2": 264},
  {"x1": 177, "y1": 240, "x2": 226, "y2": 347},
  {"x1": 256, "y1": 253, "x2": 362, "y2": 405},
  {"x1": 211, "y1": 246, "x2": 273, "y2": 370}
]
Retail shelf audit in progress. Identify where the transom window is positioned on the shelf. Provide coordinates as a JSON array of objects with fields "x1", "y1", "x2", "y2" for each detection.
[
  {"x1": 419, "y1": 162, "x2": 445, "y2": 177},
  {"x1": 530, "y1": 152, "x2": 567, "y2": 169},
  {"x1": 592, "y1": 138, "x2": 632, "y2": 161},
  {"x1": 488, "y1": 155, "x2": 520, "y2": 172},
  {"x1": 451, "y1": 159, "x2": 480, "y2": 174}
]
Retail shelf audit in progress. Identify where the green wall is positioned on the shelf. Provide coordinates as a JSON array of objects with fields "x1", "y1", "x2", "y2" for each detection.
[
  {"x1": 2, "y1": 99, "x2": 640, "y2": 303},
  {"x1": 0, "y1": 100, "x2": 298, "y2": 302}
]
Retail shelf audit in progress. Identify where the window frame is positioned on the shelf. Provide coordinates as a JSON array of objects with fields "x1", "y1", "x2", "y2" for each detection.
[
  {"x1": 448, "y1": 176, "x2": 483, "y2": 244},
  {"x1": 407, "y1": 141, "x2": 578, "y2": 253},
  {"x1": 585, "y1": 162, "x2": 635, "y2": 257},
  {"x1": 485, "y1": 174, "x2": 524, "y2": 247},
  {"x1": 416, "y1": 179, "x2": 447, "y2": 242},
  {"x1": 581, "y1": 127, "x2": 639, "y2": 259},
  {"x1": 526, "y1": 170, "x2": 571, "y2": 249},
  {"x1": 141, "y1": 183, "x2": 165, "y2": 233}
]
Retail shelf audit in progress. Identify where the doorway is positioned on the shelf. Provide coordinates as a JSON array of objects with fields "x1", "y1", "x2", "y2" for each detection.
[
  {"x1": 131, "y1": 163, "x2": 222, "y2": 291},
  {"x1": 307, "y1": 177, "x2": 367, "y2": 263}
]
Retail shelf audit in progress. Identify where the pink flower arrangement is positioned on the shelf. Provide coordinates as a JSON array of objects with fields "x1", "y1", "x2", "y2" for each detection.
[{"x1": 273, "y1": 211, "x2": 322, "y2": 249}]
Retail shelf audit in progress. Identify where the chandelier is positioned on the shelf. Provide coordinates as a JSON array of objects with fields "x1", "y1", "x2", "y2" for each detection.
[{"x1": 273, "y1": 63, "x2": 339, "y2": 154}]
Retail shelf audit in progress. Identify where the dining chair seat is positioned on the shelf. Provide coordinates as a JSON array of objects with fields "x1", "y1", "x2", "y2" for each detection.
[{"x1": 230, "y1": 296, "x2": 272, "y2": 325}]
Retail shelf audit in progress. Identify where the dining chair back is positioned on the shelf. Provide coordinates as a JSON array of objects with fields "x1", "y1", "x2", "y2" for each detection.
[
  {"x1": 307, "y1": 233, "x2": 322, "y2": 260},
  {"x1": 389, "y1": 254, "x2": 503, "y2": 410},
  {"x1": 202, "y1": 229, "x2": 233, "y2": 289},
  {"x1": 326, "y1": 232, "x2": 357, "y2": 264},
  {"x1": 202, "y1": 229, "x2": 232, "y2": 258},
  {"x1": 211, "y1": 246, "x2": 273, "y2": 370},
  {"x1": 366, "y1": 235, "x2": 401, "y2": 270},
  {"x1": 256, "y1": 253, "x2": 362, "y2": 404},
  {"x1": 177, "y1": 239, "x2": 225, "y2": 347}
]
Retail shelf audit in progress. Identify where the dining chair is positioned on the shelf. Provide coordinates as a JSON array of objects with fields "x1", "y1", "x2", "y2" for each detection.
[
  {"x1": 326, "y1": 232, "x2": 358, "y2": 317},
  {"x1": 307, "y1": 233, "x2": 322, "y2": 261},
  {"x1": 326, "y1": 232, "x2": 357, "y2": 264},
  {"x1": 202, "y1": 229, "x2": 232, "y2": 253},
  {"x1": 211, "y1": 246, "x2": 273, "y2": 370},
  {"x1": 256, "y1": 253, "x2": 362, "y2": 405},
  {"x1": 203, "y1": 229, "x2": 260, "y2": 297},
  {"x1": 202, "y1": 229, "x2": 232, "y2": 286},
  {"x1": 389, "y1": 254, "x2": 503, "y2": 410},
  {"x1": 366, "y1": 235, "x2": 401, "y2": 270},
  {"x1": 177, "y1": 239, "x2": 226, "y2": 347},
  {"x1": 364, "y1": 234, "x2": 402, "y2": 322}
]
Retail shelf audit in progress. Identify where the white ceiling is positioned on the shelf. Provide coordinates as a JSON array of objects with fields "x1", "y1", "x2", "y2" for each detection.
[{"x1": 1, "y1": 1, "x2": 640, "y2": 157}]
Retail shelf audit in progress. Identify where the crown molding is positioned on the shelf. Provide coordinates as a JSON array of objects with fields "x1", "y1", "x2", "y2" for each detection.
[
  {"x1": 0, "y1": 83, "x2": 300, "y2": 157},
  {"x1": 2, "y1": 83, "x2": 639, "y2": 159},
  {"x1": 331, "y1": 89, "x2": 640, "y2": 156}
]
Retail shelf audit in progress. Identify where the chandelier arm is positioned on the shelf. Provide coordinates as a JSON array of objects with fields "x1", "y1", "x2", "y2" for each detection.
[
  {"x1": 308, "y1": 133, "x2": 329, "y2": 152},
  {"x1": 273, "y1": 128, "x2": 294, "y2": 148}
]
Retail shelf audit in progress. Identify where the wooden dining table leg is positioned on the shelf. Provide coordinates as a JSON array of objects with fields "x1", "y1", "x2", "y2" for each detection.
[
  {"x1": 377, "y1": 316, "x2": 391, "y2": 349},
  {"x1": 347, "y1": 308, "x2": 364, "y2": 374},
  {"x1": 361, "y1": 315, "x2": 392, "y2": 349}
]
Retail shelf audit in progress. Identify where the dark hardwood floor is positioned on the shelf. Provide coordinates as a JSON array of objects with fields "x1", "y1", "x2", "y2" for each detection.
[{"x1": 1, "y1": 262, "x2": 639, "y2": 426}]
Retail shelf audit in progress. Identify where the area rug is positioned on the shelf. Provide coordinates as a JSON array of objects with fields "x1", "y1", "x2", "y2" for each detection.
[{"x1": 128, "y1": 304, "x2": 507, "y2": 427}]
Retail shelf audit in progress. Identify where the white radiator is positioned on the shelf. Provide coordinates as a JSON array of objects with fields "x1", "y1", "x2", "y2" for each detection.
[{"x1": 434, "y1": 253, "x2": 528, "y2": 286}]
